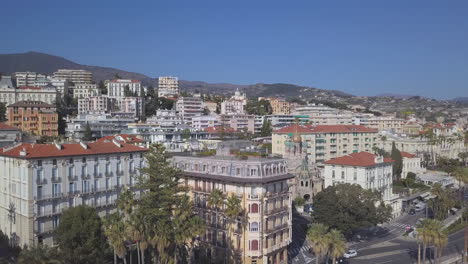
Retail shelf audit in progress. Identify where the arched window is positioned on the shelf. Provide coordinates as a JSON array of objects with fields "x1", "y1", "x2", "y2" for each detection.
[
  {"x1": 251, "y1": 203, "x2": 259, "y2": 213},
  {"x1": 250, "y1": 239, "x2": 259, "y2": 251},
  {"x1": 250, "y1": 222, "x2": 259, "y2": 232}
]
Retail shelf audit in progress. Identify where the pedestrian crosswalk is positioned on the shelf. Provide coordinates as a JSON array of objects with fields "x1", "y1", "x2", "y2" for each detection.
[
  {"x1": 386, "y1": 222, "x2": 409, "y2": 228},
  {"x1": 288, "y1": 244, "x2": 311, "y2": 256}
]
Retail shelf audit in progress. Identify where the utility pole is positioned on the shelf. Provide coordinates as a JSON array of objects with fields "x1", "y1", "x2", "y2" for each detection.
[{"x1": 464, "y1": 226, "x2": 467, "y2": 264}]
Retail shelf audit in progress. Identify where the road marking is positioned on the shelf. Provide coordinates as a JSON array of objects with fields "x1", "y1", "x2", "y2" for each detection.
[{"x1": 354, "y1": 249, "x2": 411, "y2": 259}]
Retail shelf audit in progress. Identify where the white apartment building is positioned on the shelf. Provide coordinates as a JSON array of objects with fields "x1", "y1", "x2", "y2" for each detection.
[
  {"x1": 273, "y1": 124, "x2": 380, "y2": 164},
  {"x1": 192, "y1": 115, "x2": 220, "y2": 130},
  {"x1": 52, "y1": 69, "x2": 93, "y2": 84},
  {"x1": 221, "y1": 89, "x2": 247, "y2": 115},
  {"x1": 381, "y1": 131, "x2": 466, "y2": 161},
  {"x1": 354, "y1": 116, "x2": 405, "y2": 133},
  {"x1": 73, "y1": 83, "x2": 100, "y2": 99},
  {"x1": 146, "y1": 110, "x2": 183, "y2": 127},
  {"x1": 323, "y1": 152, "x2": 402, "y2": 218},
  {"x1": 78, "y1": 96, "x2": 117, "y2": 114},
  {"x1": 221, "y1": 114, "x2": 256, "y2": 133},
  {"x1": 172, "y1": 145, "x2": 293, "y2": 264},
  {"x1": 13, "y1": 72, "x2": 47, "y2": 87},
  {"x1": 50, "y1": 78, "x2": 70, "y2": 95},
  {"x1": 66, "y1": 114, "x2": 136, "y2": 140},
  {"x1": 401, "y1": 152, "x2": 426, "y2": 179},
  {"x1": 0, "y1": 141, "x2": 147, "y2": 246},
  {"x1": 158, "y1": 76, "x2": 179, "y2": 98},
  {"x1": 116, "y1": 97, "x2": 145, "y2": 118},
  {"x1": 175, "y1": 96, "x2": 204, "y2": 124},
  {"x1": 107, "y1": 79, "x2": 142, "y2": 98},
  {"x1": 0, "y1": 76, "x2": 58, "y2": 106}
]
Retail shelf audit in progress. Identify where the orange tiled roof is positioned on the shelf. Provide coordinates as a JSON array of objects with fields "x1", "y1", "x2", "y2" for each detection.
[
  {"x1": 0, "y1": 123, "x2": 20, "y2": 131},
  {"x1": 205, "y1": 126, "x2": 236, "y2": 133},
  {"x1": 0, "y1": 141, "x2": 147, "y2": 159},
  {"x1": 324, "y1": 152, "x2": 393, "y2": 167},
  {"x1": 401, "y1": 151, "x2": 417, "y2": 158},
  {"x1": 274, "y1": 124, "x2": 377, "y2": 134}
]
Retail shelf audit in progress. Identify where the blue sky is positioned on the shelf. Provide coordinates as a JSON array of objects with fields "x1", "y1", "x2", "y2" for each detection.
[{"x1": 1, "y1": 0, "x2": 467, "y2": 99}]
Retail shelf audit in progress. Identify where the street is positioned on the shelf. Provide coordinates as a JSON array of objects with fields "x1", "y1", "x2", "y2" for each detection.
[{"x1": 288, "y1": 210, "x2": 466, "y2": 264}]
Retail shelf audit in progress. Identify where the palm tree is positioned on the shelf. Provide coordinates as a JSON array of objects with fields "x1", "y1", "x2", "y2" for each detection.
[
  {"x1": 104, "y1": 213, "x2": 128, "y2": 264},
  {"x1": 326, "y1": 229, "x2": 346, "y2": 264},
  {"x1": 453, "y1": 167, "x2": 468, "y2": 192},
  {"x1": 207, "y1": 189, "x2": 226, "y2": 230},
  {"x1": 225, "y1": 194, "x2": 242, "y2": 263},
  {"x1": 432, "y1": 221, "x2": 448, "y2": 264},
  {"x1": 417, "y1": 220, "x2": 434, "y2": 264},
  {"x1": 306, "y1": 223, "x2": 329, "y2": 264}
]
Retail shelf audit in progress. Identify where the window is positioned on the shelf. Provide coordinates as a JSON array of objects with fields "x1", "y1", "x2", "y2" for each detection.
[
  {"x1": 106, "y1": 178, "x2": 111, "y2": 189},
  {"x1": 332, "y1": 170, "x2": 335, "y2": 178},
  {"x1": 341, "y1": 171, "x2": 345, "y2": 179},
  {"x1": 52, "y1": 167, "x2": 57, "y2": 178},
  {"x1": 37, "y1": 160, "x2": 42, "y2": 166},
  {"x1": 250, "y1": 240, "x2": 259, "y2": 251},
  {"x1": 52, "y1": 184, "x2": 61, "y2": 197},
  {"x1": 81, "y1": 166, "x2": 86, "y2": 176},
  {"x1": 353, "y1": 171, "x2": 357, "y2": 181},
  {"x1": 116, "y1": 177, "x2": 121, "y2": 187},
  {"x1": 250, "y1": 222, "x2": 259, "y2": 232},
  {"x1": 251, "y1": 203, "x2": 259, "y2": 213}
]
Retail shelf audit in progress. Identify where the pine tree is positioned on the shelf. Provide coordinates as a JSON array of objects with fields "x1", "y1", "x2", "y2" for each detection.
[
  {"x1": 391, "y1": 141, "x2": 403, "y2": 180},
  {"x1": 260, "y1": 119, "x2": 272, "y2": 137},
  {"x1": 83, "y1": 123, "x2": 93, "y2": 141}
]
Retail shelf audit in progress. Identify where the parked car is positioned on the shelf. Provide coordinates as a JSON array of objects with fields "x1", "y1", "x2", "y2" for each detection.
[
  {"x1": 415, "y1": 203, "x2": 426, "y2": 212},
  {"x1": 409, "y1": 208, "x2": 416, "y2": 215},
  {"x1": 343, "y1": 249, "x2": 358, "y2": 258}
]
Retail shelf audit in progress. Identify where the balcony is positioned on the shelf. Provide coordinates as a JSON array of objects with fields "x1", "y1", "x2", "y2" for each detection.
[
  {"x1": 264, "y1": 223, "x2": 289, "y2": 234},
  {"x1": 105, "y1": 171, "x2": 113, "y2": 177},
  {"x1": 68, "y1": 175, "x2": 78, "y2": 181},
  {"x1": 264, "y1": 206, "x2": 289, "y2": 216},
  {"x1": 35, "y1": 206, "x2": 70, "y2": 218},
  {"x1": 116, "y1": 170, "x2": 124, "y2": 176},
  {"x1": 34, "y1": 192, "x2": 64, "y2": 201},
  {"x1": 94, "y1": 172, "x2": 103, "y2": 178},
  {"x1": 81, "y1": 174, "x2": 91, "y2": 180},
  {"x1": 247, "y1": 194, "x2": 260, "y2": 200},
  {"x1": 51, "y1": 176, "x2": 61, "y2": 183},
  {"x1": 129, "y1": 169, "x2": 138, "y2": 175},
  {"x1": 36, "y1": 178, "x2": 47, "y2": 185}
]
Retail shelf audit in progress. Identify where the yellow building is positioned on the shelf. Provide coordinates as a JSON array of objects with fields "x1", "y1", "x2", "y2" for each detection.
[
  {"x1": 172, "y1": 144, "x2": 293, "y2": 264},
  {"x1": 7, "y1": 100, "x2": 58, "y2": 136},
  {"x1": 272, "y1": 124, "x2": 379, "y2": 164}
]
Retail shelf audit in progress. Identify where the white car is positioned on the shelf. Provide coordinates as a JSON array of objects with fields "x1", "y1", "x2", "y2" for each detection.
[{"x1": 343, "y1": 249, "x2": 358, "y2": 258}]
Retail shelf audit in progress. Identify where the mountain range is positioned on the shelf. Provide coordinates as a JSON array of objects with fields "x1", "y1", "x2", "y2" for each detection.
[{"x1": 0, "y1": 51, "x2": 352, "y2": 99}]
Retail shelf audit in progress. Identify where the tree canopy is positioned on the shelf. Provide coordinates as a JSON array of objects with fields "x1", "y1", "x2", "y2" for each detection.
[
  {"x1": 391, "y1": 142, "x2": 403, "y2": 180},
  {"x1": 312, "y1": 183, "x2": 392, "y2": 238},
  {"x1": 54, "y1": 205, "x2": 109, "y2": 264},
  {"x1": 259, "y1": 119, "x2": 272, "y2": 137},
  {"x1": 245, "y1": 99, "x2": 272, "y2": 115},
  {"x1": 0, "y1": 102, "x2": 6, "y2": 122}
]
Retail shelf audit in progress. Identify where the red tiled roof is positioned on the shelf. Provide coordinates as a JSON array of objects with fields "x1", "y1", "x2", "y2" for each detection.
[
  {"x1": 0, "y1": 123, "x2": 20, "y2": 131},
  {"x1": 205, "y1": 126, "x2": 236, "y2": 133},
  {"x1": 0, "y1": 141, "x2": 147, "y2": 159},
  {"x1": 324, "y1": 152, "x2": 393, "y2": 167},
  {"x1": 274, "y1": 124, "x2": 378, "y2": 134},
  {"x1": 97, "y1": 134, "x2": 145, "y2": 144},
  {"x1": 401, "y1": 151, "x2": 416, "y2": 158}
]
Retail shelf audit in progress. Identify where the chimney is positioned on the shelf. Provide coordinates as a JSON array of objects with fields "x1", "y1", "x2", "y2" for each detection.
[
  {"x1": 19, "y1": 148, "x2": 27, "y2": 157},
  {"x1": 80, "y1": 142, "x2": 88, "y2": 149}
]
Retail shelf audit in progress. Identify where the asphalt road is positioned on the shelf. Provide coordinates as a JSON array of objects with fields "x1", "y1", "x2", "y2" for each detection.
[{"x1": 288, "y1": 210, "x2": 466, "y2": 264}]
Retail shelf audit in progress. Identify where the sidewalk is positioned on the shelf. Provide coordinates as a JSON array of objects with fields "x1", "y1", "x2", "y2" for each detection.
[{"x1": 439, "y1": 253, "x2": 465, "y2": 264}]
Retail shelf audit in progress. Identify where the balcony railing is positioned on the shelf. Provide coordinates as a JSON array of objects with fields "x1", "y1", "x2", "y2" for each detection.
[
  {"x1": 81, "y1": 174, "x2": 91, "y2": 180},
  {"x1": 264, "y1": 223, "x2": 289, "y2": 234},
  {"x1": 264, "y1": 206, "x2": 289, "y2": 216},
  {"x1": 105, "y1": 171, "x2": 113, "y2": 177},
  {"x1": 247, "y1": 194, "x2": 260, "y2": 200},
  {"x1": 36, "y1": 178, "x2": 47, "y2": 185},
  {"x1": 68, "y1": 175, "x2": 78, "y2": 181},
  {"x1": 94, "y1": 172, "x2": 103, "y2": 178},
  {"x1": 116, "y1": 170, "x2": 124, "y2": 176},
  {"x1": 51, "y1": 176, "x2": 61, "y2": 183}
]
